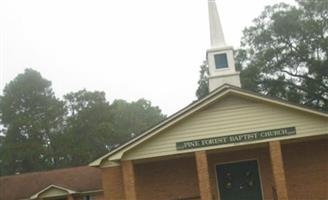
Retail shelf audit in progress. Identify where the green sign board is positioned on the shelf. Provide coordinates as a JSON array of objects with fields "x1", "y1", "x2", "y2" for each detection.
[{"x1": 176, "y1": 127, "x2": 296, "y2": 151}]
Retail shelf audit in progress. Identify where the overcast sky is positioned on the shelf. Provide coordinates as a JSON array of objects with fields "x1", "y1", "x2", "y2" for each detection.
[{"x1": 0, "y1": 0, "x2": 296, "y2": 115}]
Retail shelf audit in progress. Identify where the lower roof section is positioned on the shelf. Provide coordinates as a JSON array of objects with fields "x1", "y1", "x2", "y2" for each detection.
[{"x1": 0, "y1": 166, "x2": 102, "y2": 200}]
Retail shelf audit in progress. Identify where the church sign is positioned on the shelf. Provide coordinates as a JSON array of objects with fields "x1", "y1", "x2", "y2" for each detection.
[{"x1": 176, "y1": 127, "x2": 296, "y2": 150}]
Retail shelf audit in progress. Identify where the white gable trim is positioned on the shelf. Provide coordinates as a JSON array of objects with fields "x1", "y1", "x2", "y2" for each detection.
[
  {"x1": 89, "y1": 84, "x2": 328, "y2": 167},
  {"x1": 29, "y1": 184, "x2": 76, "y2": 199},
  {"x1": 89, "y1": 85, "x2": 231, "y2": 166}
]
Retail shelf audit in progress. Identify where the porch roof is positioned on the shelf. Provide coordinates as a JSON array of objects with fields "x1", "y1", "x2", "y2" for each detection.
[{"x1": 90, "y1": 84, "x2": 328, "y2": 167}]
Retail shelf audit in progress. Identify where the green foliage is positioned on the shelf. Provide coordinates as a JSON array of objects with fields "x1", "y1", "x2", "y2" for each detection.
[
  {"x1": 196, "y1": 0, "x2": 328, "y2": 111},
  {"x1": 196, "y1": 61, "x2": 209, "y2": 99},
  {"x1": 239, "y1": 0, "x2": 328, "y2": 110},
  {"x1": 61, "y1": 90, "x2": 113, "y2": 166},
  {"x1": 110, "y1": 99, "x2": 166, "y2": 144},
  {"x1": 0, "y1": 69, "x2": 65, "y2": 175},
  {"x1": 0, "y1": 69, "x2": 166, "y2": 175}
]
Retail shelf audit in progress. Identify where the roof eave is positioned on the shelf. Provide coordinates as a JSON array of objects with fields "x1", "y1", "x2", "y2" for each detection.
[
  {"x1": 90, "y1": 84, "x2": 328, "y2": 167},
  {"x1": 29, "y1": 184, "x2": 77, "y2": 199},
  {"x1": 89, "y1": 84, "x2": 233, "y2": 166}
]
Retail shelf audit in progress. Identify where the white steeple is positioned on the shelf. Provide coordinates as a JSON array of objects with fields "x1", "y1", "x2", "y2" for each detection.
[
  {"x1": 207, "y1": 0, "x2": 241, "y2": 91},
  {"x1": 208, "y1": 0, "x2": 226, "y2": 48}
]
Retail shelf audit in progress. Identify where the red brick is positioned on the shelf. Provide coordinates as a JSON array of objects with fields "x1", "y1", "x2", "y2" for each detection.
[
  {"x1": 135, "y1": 157, "x2": 199, "y2": 200},
  {"x1": 283, "y1": 138, "x2": 328, "y2": 199},
  {"x1": 100, "y1": 137, "x2": 327, "y2": 200},
  {"x1": 269, "y1": 141, "x2": 289, "y2": 200},
  {"x1": 67, "y1": 194, "x2": 74, "y2": 200},
  {"x1": 122, "y1": 160, "x2": 137, "y2": 200},
  {"x1": 101, "y1": 166, "x2": 125, "y2": 200},
  {"x1": 195, "y1": 151, "x2": 213, "y2": 200}
]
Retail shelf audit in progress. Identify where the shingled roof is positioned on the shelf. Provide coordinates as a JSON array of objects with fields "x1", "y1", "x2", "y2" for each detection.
[{"x1": 0, "y1": 166, "x2": 102, "y2": 200}]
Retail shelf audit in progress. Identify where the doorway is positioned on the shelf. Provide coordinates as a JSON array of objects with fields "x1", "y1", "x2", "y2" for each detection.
[{"x1": 216, "y1": 160, "x2": 263, "y2": 200}]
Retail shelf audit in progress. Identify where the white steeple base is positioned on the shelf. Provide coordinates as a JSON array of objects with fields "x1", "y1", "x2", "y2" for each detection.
[
  {"x1": 206, "y1": 0, "x2": 241, "y2": 92},
  {"x1": 209, "y1": 73, "x2": 241, "y2": 92}
]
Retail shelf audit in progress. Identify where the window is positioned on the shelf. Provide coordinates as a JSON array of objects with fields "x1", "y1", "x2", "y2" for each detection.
[
  {"x1": 214, "y1": 53, "x2": 228, "y2": 69},
  {"x1": 82, "y1": 195, "x2": 92, "y2": 200}
]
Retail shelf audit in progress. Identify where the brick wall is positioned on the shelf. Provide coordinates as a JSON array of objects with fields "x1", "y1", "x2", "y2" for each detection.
[
  {"x1": 100, "y1": 147, "x2": 275, "y2": 200},
  {"x1": 101, "y1": 166, "x2": 125, "y2": 200},
  {"x1": 283, "y1": 138, "x2": 328, "y2": 200},
  {"x1": 100, "y1": 137, "x2": 328, "y2": 200},
  {"x1": 122, "y1": 160, "x2": 137, "y2": 200},
  {"x1": 94, "y1": 193, "x2": 105, "y2": 200},
  {"x1": 135, "y1": 157, "x2": 200, "y2": 200},
  {"x1": 195, "y1": 151, "x2": 213, "y2": 200}
]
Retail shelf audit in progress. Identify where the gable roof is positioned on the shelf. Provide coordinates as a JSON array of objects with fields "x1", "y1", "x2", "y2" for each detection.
[
  {"x1": 90, "y1": 84, "x2": 328, "y2": 167},
  {"x1": 0, "y1": 166, "x2": 102, "y2": 200},
  {"x1": 29, "y1": 184, "x2": 77, "y2": 199}
]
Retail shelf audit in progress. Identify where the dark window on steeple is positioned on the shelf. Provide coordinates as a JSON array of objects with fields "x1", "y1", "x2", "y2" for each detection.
[{"x1": 214, "y1": 53, "x2": 228, "y2": 69}]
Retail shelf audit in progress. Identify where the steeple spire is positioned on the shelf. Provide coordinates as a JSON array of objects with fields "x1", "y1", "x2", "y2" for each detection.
[
  {"x1": 206, "y1": 0, "x2": 241, "y2": 91},
  {"x1": 208, "y1": 0, "x2": 226, "y2": 47}
]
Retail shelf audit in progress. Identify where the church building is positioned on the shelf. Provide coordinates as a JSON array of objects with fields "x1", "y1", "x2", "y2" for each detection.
[{"x1": 90, "y1": 0, "x2": 328, "y2": 200}]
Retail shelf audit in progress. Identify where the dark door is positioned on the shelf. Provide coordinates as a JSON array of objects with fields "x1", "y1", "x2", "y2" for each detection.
[{"x1": 216, "y1": 160, "x2": 263, "y2": 200}]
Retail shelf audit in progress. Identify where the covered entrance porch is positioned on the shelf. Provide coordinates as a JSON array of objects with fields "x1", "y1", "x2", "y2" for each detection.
[
  {"x1": 95, "y1": 85, "x2": 328, "y2": 200},
  {"x1": 111, "y1": 141, "x2": 289, "y2": 200},
  {"x1": 105, "y1": 136, "x2": 327, "y2": 200}
]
